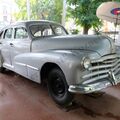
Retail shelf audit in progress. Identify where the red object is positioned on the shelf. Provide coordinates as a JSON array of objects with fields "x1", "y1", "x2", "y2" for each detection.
[{"x1": 111, "y1": 8, "x2": 120, "y2": 15}]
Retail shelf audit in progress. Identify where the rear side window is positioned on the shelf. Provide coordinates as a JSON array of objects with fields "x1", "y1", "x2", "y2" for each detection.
[
  {"x1": 14, "y1": 27, "x2": 28, "y2": 39},
  {"x1": 4, "y1": 28, "x2": 13, "y2": 39}
]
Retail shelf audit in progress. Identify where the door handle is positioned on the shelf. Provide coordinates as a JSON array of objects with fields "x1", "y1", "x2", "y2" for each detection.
[{"x1": 10, "y1": 43, "x2": 14, "y2": 46}]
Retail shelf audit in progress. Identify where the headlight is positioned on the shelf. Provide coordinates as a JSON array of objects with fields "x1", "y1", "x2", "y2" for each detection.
[{"x1": 82, "y1": 57, "x2": 91, "y2": 69}]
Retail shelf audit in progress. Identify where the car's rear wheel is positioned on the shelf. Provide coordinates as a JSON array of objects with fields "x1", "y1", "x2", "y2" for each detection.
[
  {"x1": 47, "y1": 68, "x2": 73, "y2": 106},
  {"x1": 0, "y1": 54, "x2": 5, "y2": 73}
]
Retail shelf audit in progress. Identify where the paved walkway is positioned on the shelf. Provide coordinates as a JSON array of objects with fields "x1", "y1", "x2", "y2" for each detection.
[{"x1": 0, "y1": 71, "x2": 120, "y2": 120}]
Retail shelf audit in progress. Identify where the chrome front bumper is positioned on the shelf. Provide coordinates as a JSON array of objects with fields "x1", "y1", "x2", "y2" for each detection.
[
  {"x1": 68, "y1": 81, "x2": 111, "y2": 93},
  {"x1": 68, "y1": 73, "x2": 120, "y2": 94}
]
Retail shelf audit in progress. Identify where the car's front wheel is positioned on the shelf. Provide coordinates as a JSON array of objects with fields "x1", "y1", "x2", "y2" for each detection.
[{"x1": 47, "y1": 68, "x2": 73, "y2": 106}]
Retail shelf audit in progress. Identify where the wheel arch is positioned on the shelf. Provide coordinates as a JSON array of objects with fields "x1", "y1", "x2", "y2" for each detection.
[{"x1": 40, "y1": 62, "x2": 64, "y2": 84}]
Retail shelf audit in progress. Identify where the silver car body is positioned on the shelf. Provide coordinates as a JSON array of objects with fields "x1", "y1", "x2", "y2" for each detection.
[{"x1": 0, "y1": 20, "x2": 120, "y2": 94}]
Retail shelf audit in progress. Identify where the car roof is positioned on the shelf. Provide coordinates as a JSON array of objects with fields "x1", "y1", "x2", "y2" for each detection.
[
  {"x1": 0, "y1": 20, "x2": 62, "y2": 30},
  {"x1": 12, "y1": 20, "x2": 61, "y2": 26}
]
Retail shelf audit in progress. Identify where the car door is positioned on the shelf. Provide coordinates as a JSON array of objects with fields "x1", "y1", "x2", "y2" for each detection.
[
  {"x1": 1, "y1": 28, "x2": 13, "y2": 66},
  {"x1": 10, "y1": 26, "x2": 31, "y2": 65}
]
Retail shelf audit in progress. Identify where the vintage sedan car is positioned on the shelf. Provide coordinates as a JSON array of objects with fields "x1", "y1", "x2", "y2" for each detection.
[{"x1": 0, "y1": 20, "x2": 120, "y2": 106}]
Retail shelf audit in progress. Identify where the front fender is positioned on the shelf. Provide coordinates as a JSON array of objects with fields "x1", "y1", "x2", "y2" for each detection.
[{"x1": 13, "y1": 50, "x2": 100, "y2": 85}]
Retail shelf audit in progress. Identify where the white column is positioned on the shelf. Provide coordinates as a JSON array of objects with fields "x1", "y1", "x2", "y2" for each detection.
[
  {"x1": 26, "y1": 0, "x2": 30, "y2": 20},
  {"x1": 62, "y1": 0, "x2": 66, "y2": 26}
]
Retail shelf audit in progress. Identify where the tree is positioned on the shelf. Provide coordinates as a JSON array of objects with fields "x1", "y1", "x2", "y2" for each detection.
[
  {"x1": 15, "y1": 0, "x2": 28, "y2": 20},
  {"x1": 48, "y1": 0, "x2": 63, "y2": 23},
  {"x1": 67, "y1": 0, "x2": 119, "y2": 34},
  {"x1": 15, "y1": 0, "x2": 63, "y2": 23},
  {"x1": 31, "y1": 0, "x2": 54, "y2": 20}
]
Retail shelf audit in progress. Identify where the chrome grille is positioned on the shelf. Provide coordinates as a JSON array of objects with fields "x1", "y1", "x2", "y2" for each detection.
[{"x1": 82, "y1": 54, "x2": 120, "y2": 84}]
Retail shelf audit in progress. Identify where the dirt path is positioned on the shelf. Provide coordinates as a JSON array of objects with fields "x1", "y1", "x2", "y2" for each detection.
[{"x1": 0, "y1": 71, "x2": 120, "y2": 120}]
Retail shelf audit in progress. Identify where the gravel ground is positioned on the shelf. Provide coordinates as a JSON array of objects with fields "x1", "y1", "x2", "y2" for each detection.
[{"x1": 0, "y1": 71, "x2": 120, "y2": 120}]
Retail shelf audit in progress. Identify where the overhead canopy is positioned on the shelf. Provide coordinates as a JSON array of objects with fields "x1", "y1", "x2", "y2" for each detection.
[{"x1": 96, "y1": 2, "x2": 120, "y2": 24}]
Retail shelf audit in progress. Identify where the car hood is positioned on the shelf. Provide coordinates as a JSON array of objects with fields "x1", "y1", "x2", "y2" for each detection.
[{"x1": 32, "y1": 35, "x2": 115, "y2": 57}]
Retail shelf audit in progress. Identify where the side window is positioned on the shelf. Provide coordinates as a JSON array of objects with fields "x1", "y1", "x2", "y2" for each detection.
[
  {"x1": 4, "y1": 28, "x2": 13, "y2": 39},
  {"x1": 15, "y1": 27, "x2": 28, "y2": 39}
]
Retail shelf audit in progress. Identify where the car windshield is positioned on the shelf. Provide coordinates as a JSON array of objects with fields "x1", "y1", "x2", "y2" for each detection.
[{"x1": 30, "y1": 24, "x2": 67, "y2": 37}]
